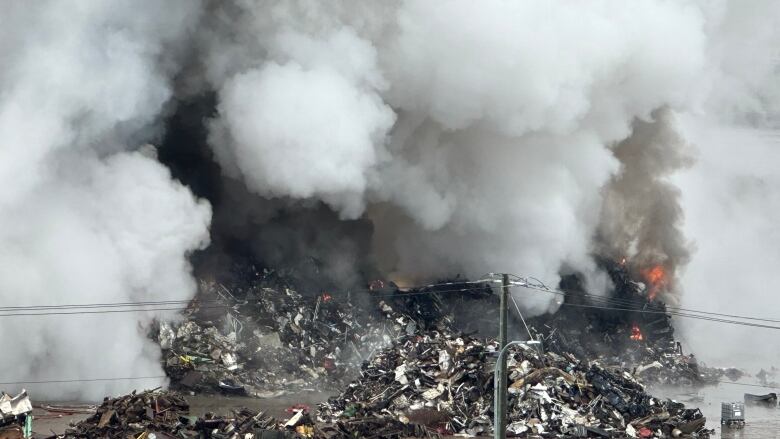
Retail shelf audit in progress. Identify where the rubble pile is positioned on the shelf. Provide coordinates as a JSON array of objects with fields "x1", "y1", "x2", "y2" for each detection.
[
  {"x1": 318, "y1": 332, "x2": 711, "y2": 438},
  {"x1": 159, "y1": 258, "x2": 719, "y2": 398},
  {"x1": 50, "y1": 388, "x2": 296, "y2": 439},
  {"x1": 529, "y1": 261, "x2": 708, "y2": 387},
  {"x1": 160, "y1": 266, "x2": 491, "y2": 395}
]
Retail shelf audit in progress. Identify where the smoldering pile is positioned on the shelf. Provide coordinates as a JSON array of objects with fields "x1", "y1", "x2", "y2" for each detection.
[
  {"x1": 527, "y1": 260, "x2": 708, "y2": 387},
  {"x1": 317, "y1": 332, "x2": 710, "y2": 438},
  {"x1": 158, "y1": 264, "x2": 494, "y2": 396},
  {"x1": 157, "y1": 259, "x2": 723, "y2": 399}
]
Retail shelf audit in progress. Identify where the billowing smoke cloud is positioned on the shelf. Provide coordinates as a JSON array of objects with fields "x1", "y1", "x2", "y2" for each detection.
[
  {"x1": 202, "y1": 1, "x2": 711, "y2": 313},
  {"x1": 0, "y1": 2, "x2": 211, "y2": 400}
]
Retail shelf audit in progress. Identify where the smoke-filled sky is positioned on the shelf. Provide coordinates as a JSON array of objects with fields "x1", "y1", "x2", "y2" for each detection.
[{"x1": 1, "y1": 0, "x2": 778, "y2": 398}]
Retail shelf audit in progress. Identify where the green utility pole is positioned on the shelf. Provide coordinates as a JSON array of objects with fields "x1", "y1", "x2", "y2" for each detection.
[{"x1": 496, "y1": 273, "x2": 509, "y2": 438}]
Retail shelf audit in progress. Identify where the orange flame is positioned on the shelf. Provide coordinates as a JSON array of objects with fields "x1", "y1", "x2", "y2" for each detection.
[
  {"x1": 642, "y1": 265, "x2": 667, "y2": 300},
  {"x1": 630, "y1": 323, "x2": 644, "y2": 341},
  {"x1": 321, "y1": 293, "x2": 332, "y2": 302}
]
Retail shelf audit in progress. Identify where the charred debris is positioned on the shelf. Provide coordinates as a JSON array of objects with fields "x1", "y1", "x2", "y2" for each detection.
[
  {"x1": 157, "y1": 260, "x2": 720, "y2": 397},
  {"x1": 141, "y1": 259, "x2": 726, "y2": 437},
  {"x1": 158, "y1": 263, "x2": 498, "y2": 397},
  {"x1": 47, "y1": 388, "x2": 298, "y2": 439},
  {"x1": 318, "y1": 333, "x2": 711, "y2": 438}
]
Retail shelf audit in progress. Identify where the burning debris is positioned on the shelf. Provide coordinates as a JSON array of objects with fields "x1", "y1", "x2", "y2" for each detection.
[
  {"x1": 641, "y1": 265, "x2": 668, "y2": 302},
  {"x1": 149, "y1": 260, "x2": 729, "y2": 437},
  {"x1": 317, "y1": 332, "x2": 710, "y2": 437},
  {"x1": 528, "y1": 260, "x2": 708, "y2": 387}
]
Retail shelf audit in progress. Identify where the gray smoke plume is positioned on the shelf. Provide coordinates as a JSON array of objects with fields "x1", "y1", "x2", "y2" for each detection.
[
  {"x1": 598, "y1": 108, "x2": 695, "y2": 303},
  {"x1": 0, "y1": 2, "x2": 211, "y2": 400}
]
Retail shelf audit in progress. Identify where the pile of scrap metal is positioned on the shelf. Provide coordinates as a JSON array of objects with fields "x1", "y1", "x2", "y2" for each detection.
[
  {"x1": 159, "y1": 280, "x2": 388, "y2": 396},
  {"x1": 318, "y1": 332, "x2": 711, "y2": 438},
  {"x1": 0, "y1": 390, "x2": 32, "y2": 439},
  {"x1": 47, "y1": 388, "x2": 307, "y2": 439},
  {"x1": 528, "y1": 260, "x2": 709, "y2": 388},
  {"x1": 159, "y1": 266, "x2": 493, "y2": 396}
]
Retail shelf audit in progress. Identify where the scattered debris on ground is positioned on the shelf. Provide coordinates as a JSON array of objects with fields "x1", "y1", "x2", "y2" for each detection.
[{"x1": 47, "y1": 388, "x2": 306, "y2": 439}]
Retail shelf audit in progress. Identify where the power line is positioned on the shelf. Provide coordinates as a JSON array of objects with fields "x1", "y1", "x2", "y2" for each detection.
[
  {"x1": 509, "y1": 282, "x2": 780, "y2": 330},
  {"x1": 505, "y1": 272, "x2": 780, "y2": 324},
  {"x1": 0, "y1": 299, "x2": 206, "y2": 312},
  {"x1": 0, "y1": 281, "x2": 495, "y2": 317},
  {"x1": 553, "y1": 302, "x2": 780, "y2": 330},
  {"x1": 0, "y1": 305, "x2": 232, "y2": 318},
  {"x1": 0, "y1": 376, "x2": 167, "y2": 386},
  {"x1": 3, "y1": 272, "x2": 779, "y2": 331},
  {"x1": 713, "y1": 380, "x2": 780, "y2": 390}
]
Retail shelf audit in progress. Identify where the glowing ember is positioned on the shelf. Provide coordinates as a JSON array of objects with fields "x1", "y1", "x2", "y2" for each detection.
[
  {"x1": 321, "y1": 293, "x2": 332, "y2": 302},
  {"x1": 630, "y1": 323, "x2": 644, "y2": 341},
  {"x1": 369, "y1": 279, "x2": 385, "y2": 291},
  {"x1": 641, "y1": 264, "x2": 667, "y2": 300}
]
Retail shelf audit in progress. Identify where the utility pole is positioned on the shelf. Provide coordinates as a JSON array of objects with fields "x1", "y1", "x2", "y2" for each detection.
[
  {"x1": 496, "y1": 273, "x2": 509, "y2": 438},
  {"x1": 499, "y1": 273, "x2": 508, "y2": 348}
]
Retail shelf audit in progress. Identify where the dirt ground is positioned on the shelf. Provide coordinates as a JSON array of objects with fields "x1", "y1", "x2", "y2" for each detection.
[{"x1": 30, "y1": 390, "x2": 331, "y2": 438}]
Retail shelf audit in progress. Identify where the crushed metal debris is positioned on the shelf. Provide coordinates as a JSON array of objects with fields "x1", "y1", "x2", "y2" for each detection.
[
  {"x1": 47, "y1": 388, "x2": 298, "y2": 439},
  {"x1": 317, "y1": 330, "x2": 712, "y2": 437}
]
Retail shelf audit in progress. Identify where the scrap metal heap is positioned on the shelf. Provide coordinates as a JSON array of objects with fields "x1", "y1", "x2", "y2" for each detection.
[
  {"x1": 48, "y1": 389, "x2": 292, "y2": 439},
  {"x1": 151, "y1": 261, "x2": 721, "y2": 436},
  {"x1": 527, "y1": 260, "x2": 710, "y2": 387},
  {"x1": 317, "y1": 332, "x2": 711, "y2": 438},
  {"x1": 159, "y1": 265, "x2": 495, "y2": 396}
]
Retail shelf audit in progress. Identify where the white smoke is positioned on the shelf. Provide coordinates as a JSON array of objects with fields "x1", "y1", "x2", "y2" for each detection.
[
  {"x1": 670, "y1": 0, "x2": 780, "y2": 368},
  {"x1": 0, "y1": 2, "x2": 211, "y2": 400},
  {"x1": 202, "y1": 1, "x2": 713, "y2": 313},
  {"x1": 674, "y1": 119, "x2": 780, "y2": 368}
]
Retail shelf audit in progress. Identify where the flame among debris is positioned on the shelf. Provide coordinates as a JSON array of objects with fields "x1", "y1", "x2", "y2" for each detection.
[
  {"x1": 630, "y1": 323, "x2": 644, "y2": 341},
  {"x1": 642, "y1": 264, "x2": 667, "y2": 300}
]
